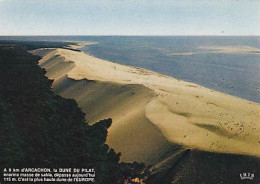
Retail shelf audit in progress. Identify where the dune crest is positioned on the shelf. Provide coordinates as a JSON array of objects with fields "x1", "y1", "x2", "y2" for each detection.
[{"x1": 32, "y1": 48, "x2": 260, "y2": 163}]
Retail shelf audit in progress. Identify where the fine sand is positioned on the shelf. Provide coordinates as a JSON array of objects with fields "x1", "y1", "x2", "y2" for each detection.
[
  {"x1": 67, "y1": 41, "x2": 98, "y2": 50},
  {"x1": 31, "y1": 48, "x2": 260, "y2": 164}
]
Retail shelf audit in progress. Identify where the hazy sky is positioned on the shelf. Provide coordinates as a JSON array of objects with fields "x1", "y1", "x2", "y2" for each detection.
[{"x1": 0, "y1": 0, "x2": 259, "y2": 36}]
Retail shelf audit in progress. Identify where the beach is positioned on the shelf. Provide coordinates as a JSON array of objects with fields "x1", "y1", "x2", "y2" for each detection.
[{"x1": 31, "y1": 47, "x2": 260, "y2": 164}]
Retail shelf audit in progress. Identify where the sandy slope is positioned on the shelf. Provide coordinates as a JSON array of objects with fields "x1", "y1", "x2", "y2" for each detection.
[
  {"x1": 32, "y1": 48, "x2": 260, "y2": 163},
  {"x1": 169, "y1": 45, "x2": 260, "y2": 56}
]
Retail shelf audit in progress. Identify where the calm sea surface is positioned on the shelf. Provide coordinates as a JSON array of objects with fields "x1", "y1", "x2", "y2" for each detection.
[{"x1": 1, "y1": 36, "x2": 259, "y2": 103}]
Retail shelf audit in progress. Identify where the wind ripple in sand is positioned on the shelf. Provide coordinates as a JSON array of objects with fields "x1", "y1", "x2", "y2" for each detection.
[
  {"x1": 32, "y1": 48, "x2": 260, "y2": 161},
  {"x1": 168, "y1": 45, "x2": 260, "y2": 56}
]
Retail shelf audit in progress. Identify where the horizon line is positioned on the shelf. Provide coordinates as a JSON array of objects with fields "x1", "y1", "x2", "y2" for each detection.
[{"x1": 0, "y1": 34, "x2": 260, "y2": 37}]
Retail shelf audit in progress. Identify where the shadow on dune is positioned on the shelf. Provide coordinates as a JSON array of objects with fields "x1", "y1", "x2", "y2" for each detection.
[{"x1": 33, "y1": 46, "x2": 260, "y2": 184}]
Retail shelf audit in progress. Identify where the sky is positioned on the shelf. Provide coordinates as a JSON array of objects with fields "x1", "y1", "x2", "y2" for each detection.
[{"x1": 0, "y1": 0, "x2": 259, "y2": 36}]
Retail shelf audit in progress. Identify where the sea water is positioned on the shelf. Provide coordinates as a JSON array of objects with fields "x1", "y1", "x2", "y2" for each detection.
[{"x1": 1, "y1": 36, "x2": 259, "y2": 103}]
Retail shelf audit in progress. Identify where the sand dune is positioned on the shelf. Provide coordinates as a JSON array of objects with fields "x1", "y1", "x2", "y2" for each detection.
[{"x1": 31, "y1": 48, "x2": 260, "y2": 164}]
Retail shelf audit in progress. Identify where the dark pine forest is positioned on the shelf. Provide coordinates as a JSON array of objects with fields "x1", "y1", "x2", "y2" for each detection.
[{"x1": 0, "y1": 41, "x2": 259, "y2": 184}]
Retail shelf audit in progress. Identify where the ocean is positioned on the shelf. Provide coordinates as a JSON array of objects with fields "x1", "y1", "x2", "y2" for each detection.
[{"x1": 1, "y1": 36, "x2": 259, "y2": 103}]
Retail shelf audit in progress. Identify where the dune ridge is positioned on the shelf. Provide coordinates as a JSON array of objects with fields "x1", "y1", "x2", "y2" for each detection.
[{"x1": 32, "y1": 48, "x2": 260, "y2": 164}]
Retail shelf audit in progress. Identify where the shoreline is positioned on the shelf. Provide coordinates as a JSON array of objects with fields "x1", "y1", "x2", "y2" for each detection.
[
  {"x1": 65, "y1": 42, "x2": 259, "y2": 104},
  {"x1": 31, "y1": 47, "x2": 260, "y2": 162}
]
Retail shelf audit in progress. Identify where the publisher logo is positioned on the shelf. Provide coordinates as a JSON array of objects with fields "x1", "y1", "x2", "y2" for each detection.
[{"x1": 240, "y1": 172, "x2": 254, "y2": 180}]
